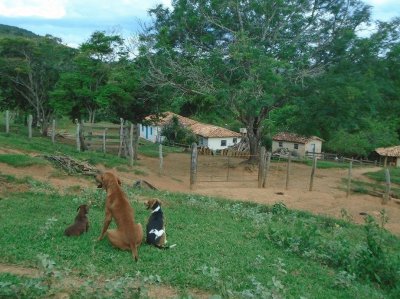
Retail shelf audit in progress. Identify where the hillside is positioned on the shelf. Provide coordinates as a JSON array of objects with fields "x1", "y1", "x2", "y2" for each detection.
[{"x1": 0, "y1": 24, "x2": 38, "y2": 38}]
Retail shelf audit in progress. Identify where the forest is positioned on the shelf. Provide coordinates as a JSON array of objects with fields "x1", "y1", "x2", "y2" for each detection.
[{"x1": 0, "y1": 0, "x2": 399, "y2": 159}]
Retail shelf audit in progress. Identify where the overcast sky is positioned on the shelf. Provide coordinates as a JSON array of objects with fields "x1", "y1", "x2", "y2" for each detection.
[{"x1": 0, "y1": 0, "x2": 399, "y2": 48}]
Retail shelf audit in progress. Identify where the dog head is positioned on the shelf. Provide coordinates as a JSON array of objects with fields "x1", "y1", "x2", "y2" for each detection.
[
  {"x1": 145, "y1": 199, "x2": 162, "y2": 211},
  {"x1": 77, "y1": 204, "x2": 89, "y2": 215},
  {"x1": 95, "y1": 172, "x2": 122, "y2": 189}
]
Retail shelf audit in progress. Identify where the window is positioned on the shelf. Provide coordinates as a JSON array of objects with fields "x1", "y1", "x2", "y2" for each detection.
[
  {"x1": 294, "y1": 143, "x2": 299, "y2": 149},
  {"x1": 141, "y1": 125, "x2": 144, "y2": 132},
  {"x1": 221, "y1": 140, "x2": 227, "y2": 146},
  {"x1": 279, "y1": 142, "x2": 283, "y2": 147},
  {"x1": 233, "y1": 138, "x2": 237, "y2": 144}
]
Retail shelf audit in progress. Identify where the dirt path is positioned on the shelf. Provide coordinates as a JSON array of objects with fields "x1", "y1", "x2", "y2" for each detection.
[{"x1": 0, "y1": 263, "x2": 208, "y2": 299}]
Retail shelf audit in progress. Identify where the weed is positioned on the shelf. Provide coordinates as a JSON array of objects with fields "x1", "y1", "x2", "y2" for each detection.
[
  {"x1": 333, "y1": 271, "x2": 356, "y2": 289},
  {"x1": 37, "y1": 254, "x2": 61, "y2": 288},
  {"x1": 37, "y1": 217, "x2": 58, "y2": 240}
]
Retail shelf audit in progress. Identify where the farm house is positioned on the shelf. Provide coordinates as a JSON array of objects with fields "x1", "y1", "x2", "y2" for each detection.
[
  {"x1": 375, "y1": 146, "x2": 400, "y2": 167},
  {"x1": 272, "y1": 132, "x2": 324, "y2": 158},
  {"x1": 140, "y1": 112, "x2": 241, "y2": 150}
]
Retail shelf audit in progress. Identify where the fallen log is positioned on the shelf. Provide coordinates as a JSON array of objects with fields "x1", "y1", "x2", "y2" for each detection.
[{"x1": 42, "y1": 155, "x2": 98, "y2": 176}]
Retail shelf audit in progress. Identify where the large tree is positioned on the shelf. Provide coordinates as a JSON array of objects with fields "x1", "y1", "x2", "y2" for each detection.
[
  {"x1": 270, "y1": 18, "x2": 400, "y2": 157},
  {"x1": 0, "y1": 35, "x2": 74, "y2": 135},
  {"x1": 140, "y1": 0, "x2": 371, "y2": 160},
  {"x1": 51, "y1": 31, "x2": 126, "y2": 123}
]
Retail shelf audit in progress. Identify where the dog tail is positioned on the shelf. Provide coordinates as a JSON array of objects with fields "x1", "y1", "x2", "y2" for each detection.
[{"x1": 155, "y1": 244, "x2": 177, "y2": 250}]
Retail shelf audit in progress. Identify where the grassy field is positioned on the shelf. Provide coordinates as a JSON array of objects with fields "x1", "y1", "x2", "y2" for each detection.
[
  {"x1": 1, "y1": 177, "x2": 399, "y2": 298},
  {"x1": 1, "y1": 131, "x2": 400, "y2": 298}
]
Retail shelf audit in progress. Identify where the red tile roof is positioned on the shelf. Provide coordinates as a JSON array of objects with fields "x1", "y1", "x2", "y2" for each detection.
[
  {"x1": 145, "y1": 112, "x2": 241, "y2": 138},
  {"x1": 273, "y1": 132, "x2": 324, "y2": 144},
  {"x1": 375, "y1": 146, "x2": 400, "y2": 157}
]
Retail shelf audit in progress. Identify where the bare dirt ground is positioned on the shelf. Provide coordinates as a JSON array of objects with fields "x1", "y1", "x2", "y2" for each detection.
[{"x1": 1, "y1": 150, "x2": 400, "y2": 236}]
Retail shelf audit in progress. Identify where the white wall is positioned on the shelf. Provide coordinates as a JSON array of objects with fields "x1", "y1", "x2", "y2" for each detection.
[
  {"x1": 206, "y1": 136, "x2": 240, "y2": 150},
  {"x1": 139, "y1": 124, "x2": 161, "y2": 143},
  {"x1": 272, "y1": 139, "x2": 322, "y2": 157},
  {"x1": 139, "y1": 123, "x2": 240, "y2": 150},
  {"x1": 305, "y1": 140, "x2": 322, "y2": 155}
]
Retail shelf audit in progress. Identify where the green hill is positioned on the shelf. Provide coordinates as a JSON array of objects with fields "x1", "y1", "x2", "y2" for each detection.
[{"x1": 0, "y1": 24, "x2": 38, "y2": 38}]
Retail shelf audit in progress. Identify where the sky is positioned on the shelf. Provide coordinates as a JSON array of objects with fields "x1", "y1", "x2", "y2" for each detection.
[{"x1": 0, "y1": 0, "x2": 399, "y2": 48}]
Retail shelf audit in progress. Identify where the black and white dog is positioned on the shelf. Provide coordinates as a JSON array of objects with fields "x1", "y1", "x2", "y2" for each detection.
[{"x1": 145, "y1": 199, "x2": 175, "y2": 249}]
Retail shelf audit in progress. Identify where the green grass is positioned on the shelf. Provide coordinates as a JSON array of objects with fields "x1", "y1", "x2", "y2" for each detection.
[
  {"x1": 0, "y1": 131, "x2": 184, "y2": 168},
  {"x1": 305, "y1": 159, "x2": 350, "y2": 169},
  {"x1": 346, "y1": 179, "x2": 400, "y2": 199},
  {"x1": 365, "y1": 167, "x2": 400, "y2": 185},
  {"x1": 0, "y1": 154, "x2": 48, "y2": 168},
  {"x1": 0, "y1": 186, "x2": 399, "y2": 298}
]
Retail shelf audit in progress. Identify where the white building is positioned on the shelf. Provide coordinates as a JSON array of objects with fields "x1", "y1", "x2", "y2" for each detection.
[
  {"x1": 272, "y1": 132, "x2": 324, "y2": 158},
  {"x1": 140, "y1": 112, "x2": 241, "y2": 150}
]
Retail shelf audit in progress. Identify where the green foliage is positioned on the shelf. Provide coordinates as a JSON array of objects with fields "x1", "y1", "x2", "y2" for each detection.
[
  {"x1": 325, "y1": 130, "x2": 370, "y2": 157},
  {"x1": 0, "y1": 35, "x2": 75, "y2": 133},
  {"x1": 160, "y1": 116, "x2": 197, "y2": 145},
  {"x1": 50, "y1": 31, "x2": 125, "y2": 123},
  {"x1": 141, "y1": 0, "x2": 373, "y2": 157}
]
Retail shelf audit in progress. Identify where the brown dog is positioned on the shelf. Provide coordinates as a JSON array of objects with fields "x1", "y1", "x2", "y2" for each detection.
[
  {"x1": 64, "y1": 204, "x2": 89, "y2": 236},
  {"x1": 95, "y1": 172, "x2": 143, "y2": 261}
]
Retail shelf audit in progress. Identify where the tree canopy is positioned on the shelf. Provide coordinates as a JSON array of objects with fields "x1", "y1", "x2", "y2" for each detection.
[{"x1": 139, "y1": 0, "x2": 375, "y2": 159}]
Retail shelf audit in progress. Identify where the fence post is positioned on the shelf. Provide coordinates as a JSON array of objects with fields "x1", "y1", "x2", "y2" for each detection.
[
  {"x1": 346, "y1": 159, "x2": 353, "y2": 198},
  {"x1": 258, "y1": 147, "x2": 266, "y2": 188},
  {"x1": 75, "y1": 119, "x2": 80, "y2": 152},
  {"x1": 285, "y1": 153, "x2": 291, "y2": 190},
  {"x1": 262, "y1": 151, "x2": 271, "y2": 188},
  {"x1": 27, "y1": 114, "x2": 33, "y2": 139},
  {"x1": 190, "y1": 143, "x2": 198, "y2": 190},
  {"x1": 118, "y1": 118, "x2": 124, "y2": 158},
  {"x1": 102, "y1": 128, "x2": 107, "y2": 154},
  {"x1": 383, "y1": 168, "x2": 391, "y2": 204},
  {"x1": 5, "y1": 110, "x2": 9, "y2": 134},
  {"x1": 133, "y1": 124, "x2": 140, "y2": 161},
  {"x1": 309, "y1": 156, "x2": 317, "y2": 191},
  {"x1": 51, "y1": 119, "x2": 56, "y2": 143},
  {"x1": 129, "y1": 123, "x2": 134, "y2": 167},
  {"x1": 159, "y1": 144, "x2": 163, "y2": 176}
]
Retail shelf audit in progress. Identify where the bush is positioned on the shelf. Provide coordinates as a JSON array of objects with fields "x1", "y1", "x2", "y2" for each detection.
[{"x1": 161, "y1": 115, "x2": 197, "y2": 145}]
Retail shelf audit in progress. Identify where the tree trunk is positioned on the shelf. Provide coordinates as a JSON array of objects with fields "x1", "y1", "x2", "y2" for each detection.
[{"x1": 246, "y1": 120, "x2": 262, "y2": 164}]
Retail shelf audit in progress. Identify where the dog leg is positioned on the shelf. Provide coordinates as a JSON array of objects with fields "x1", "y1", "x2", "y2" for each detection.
[
  {"x1": 98, "y1": 209, "x2": 112, "y2": 241},
  {"x1": 130, "y1": 243, "x2": 139, "y2": 262}
]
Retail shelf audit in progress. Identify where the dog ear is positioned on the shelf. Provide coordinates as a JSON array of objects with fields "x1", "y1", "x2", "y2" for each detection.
[{"x1": 117, "y1": 178, "x2": 122, "y2": 186}]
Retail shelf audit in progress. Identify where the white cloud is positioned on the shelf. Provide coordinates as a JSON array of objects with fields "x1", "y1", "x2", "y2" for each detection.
[{"x1": 0, "y1": 0, "x2": 67, "y2": 19}]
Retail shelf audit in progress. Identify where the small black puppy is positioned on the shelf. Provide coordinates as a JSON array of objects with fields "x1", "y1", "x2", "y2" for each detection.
[
  {"x1": 64, "y1": 204, "x2": 89, "y2": 236},
  {"x1": 145, "y1": 199, "x2": 175, "y2": 249}
]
